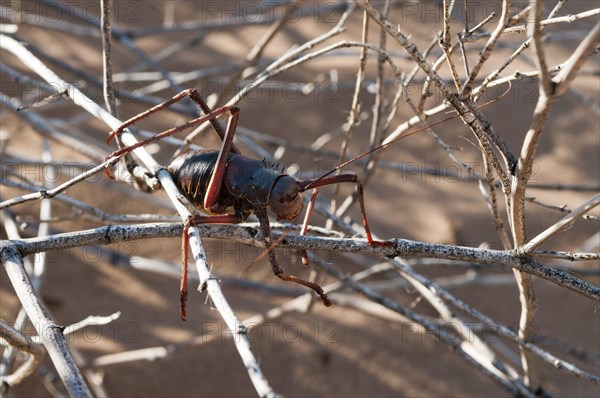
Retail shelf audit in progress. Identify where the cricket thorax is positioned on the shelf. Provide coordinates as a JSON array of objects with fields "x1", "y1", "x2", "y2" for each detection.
[{"x1": 223, "y1": 154, "x2": 286, "y2": 206}]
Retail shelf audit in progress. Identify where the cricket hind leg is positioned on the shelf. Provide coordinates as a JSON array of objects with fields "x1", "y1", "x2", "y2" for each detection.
[
  {"x1": 103, "y1": 93, "x2": 237, "y2": 178},
  {"x1": 180, "y1": 214, "x2": 242, "y2": 320},
  {"x1": 201, "y1": 105, "x2": 240, "y2": 211},
  {"x1": 105, "y1": 87, "x2": 239, "y2": 154},
  {"x1": 107, "y1": 89, "x2": 200, "y2": 145},
  {"x1": 186, "y1": 90, "x2": 241, "y2": 155},
  {"x1": 255, "y1": 208, "x2": 331, "y2": 307}
]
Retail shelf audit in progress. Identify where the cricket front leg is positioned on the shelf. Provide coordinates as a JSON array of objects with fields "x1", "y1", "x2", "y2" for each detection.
[
  {"x1": 255, "y1": 208, "x2": 331, "y2": 307},
  {"x1": 299, "y1": 174, "x2": 393, "y2": 248},
  {"x1": 299, "y1": 188, "x2": 320, "y2": 266}
]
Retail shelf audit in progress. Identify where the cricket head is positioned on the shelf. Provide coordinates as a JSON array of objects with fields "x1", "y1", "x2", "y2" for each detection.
[{"x1": 269, "y1": 175, "x2": 303, "y2": 221}]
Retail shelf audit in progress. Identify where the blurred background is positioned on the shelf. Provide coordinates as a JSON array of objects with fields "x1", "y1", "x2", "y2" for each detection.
[{"x1": 1, "y1": 1, "x2": 599, "y2": 396}]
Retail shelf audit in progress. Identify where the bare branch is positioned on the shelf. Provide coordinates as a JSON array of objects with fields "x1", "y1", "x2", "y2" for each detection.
[
  {"x1": 0, "y1": 241, "x2": 92, "y2": 397},
  {"x1": 1, "y1": 177, "x2": 177, "y2": 223},
  {"x1": 9, "y1": 222, "x2": 600, "y2": 303},
  {"x1": 504, "y1": 8, "x2": 600, "y2": 34},
  {"x1": 530, "y1": 0, "x2": 553, "y2": 96},
  {"x1": 0, "y1": 318, "x2": 45, "y2": 389},
  {"x1": 552, "y1": 22, "x2": 600, "y2": 96},
  {"x1": 441, "y1": 0, "x2": 463, "y2": 91},
  {"x1": 521, "y1": 194, "x2": 600, "y2": 253},
  {"x1": 100, "y1": 0, "x2": 117, "y2": 117},
  {"x1": 462, "y1": 0, "x2": 510, "y2": 95},
  {"x1": 0, "y1": 159, "x2": 120, "y2": 210},
  {"x1": 356, "y1": 0, "x2": 517, "y2": 190}
]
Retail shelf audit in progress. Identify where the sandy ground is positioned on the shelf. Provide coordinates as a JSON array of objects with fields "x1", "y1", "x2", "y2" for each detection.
[{"x1": 1, "y1": 1, "x2": 599, "y2": 397}]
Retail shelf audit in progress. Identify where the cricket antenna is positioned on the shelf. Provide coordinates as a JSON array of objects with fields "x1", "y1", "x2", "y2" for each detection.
[
  {"x1": 303, "y1": 113, "x2": 457, "y2": 190},
  {"x1": 304, "y1": 82, "x2": 511, "y2": 191}
]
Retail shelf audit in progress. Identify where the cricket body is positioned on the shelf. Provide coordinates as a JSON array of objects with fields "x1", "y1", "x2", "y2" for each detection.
[
  {"x1": 168, "y1": 150, "x2": 303, "y2": 223},
  {"x1": 105, "y1": 88, "x2": 390, "y2": 320}
]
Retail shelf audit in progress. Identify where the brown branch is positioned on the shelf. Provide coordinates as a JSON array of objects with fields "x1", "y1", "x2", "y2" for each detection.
[
  {"x1": 462, "y1": 0, "x2": 510, "y2": 95},
  {"x1": 356, "y1": 0, "x2": 516, "y2": 192}
]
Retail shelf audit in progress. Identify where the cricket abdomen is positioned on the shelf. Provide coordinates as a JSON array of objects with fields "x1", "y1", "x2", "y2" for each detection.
[
  {"x1": 168, "y1": 150, "x2": 235, "y2": 215},
  {"x1": 168, "y1": 150, "x2": 286, "y2": 219}
]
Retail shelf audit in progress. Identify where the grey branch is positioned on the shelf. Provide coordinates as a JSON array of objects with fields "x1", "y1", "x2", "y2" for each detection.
[
  {"x1": 9, "y1": 222, "x2": 600, "y2": 303},
  {"x1": 0, "y1": 318, "x2": 45, "y2": 389},
  {"x1": 521, "y1": 194, "x2": 600, "y2": 254},
  {"x1": 0, "y1": 242, "x2": 92, "y2": 397}
]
